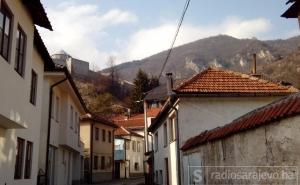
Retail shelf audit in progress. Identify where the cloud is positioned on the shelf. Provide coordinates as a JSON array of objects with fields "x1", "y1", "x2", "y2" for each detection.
[
  {"x1": 120, "y1": 17, "x2": 272, "y2": 61},
  {"x1": 39, "y1": 2, "x2": 138, "y2": 69}
]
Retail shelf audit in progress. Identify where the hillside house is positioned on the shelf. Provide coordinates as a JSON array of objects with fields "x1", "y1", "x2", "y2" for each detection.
[
  {"x1": 114, "y1": 126, "x2": 145, "y2": 179},
  {"x1": 181, "y1": 92, "x2": 300, "y2": 185},
  {"x1": 0, "y1": 0, "x2": 53, "y2": 184},
  {"x1": 148, "y1": 67, "x2": 298, "y2": 185},
  {"x1": 80, "y1": 113, "x2": 118, "y2": 183}
]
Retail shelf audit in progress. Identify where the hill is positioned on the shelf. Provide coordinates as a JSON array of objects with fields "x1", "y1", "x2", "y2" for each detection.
[{"x1": 102, "y1": 35, "x2": 300, "y2": 82}]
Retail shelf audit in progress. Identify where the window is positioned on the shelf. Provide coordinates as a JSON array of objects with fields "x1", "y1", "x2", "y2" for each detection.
[
  {"x1": 55, "y1": 96, "x2": 59, "y2": 122},
  {"x1": 102, "y1": 129, "x2": 106, "y2": 142},
  {"x1": 15, "y1": 26, "x2": 26, "y2": 76},
  {"x1": 137, "y1": 141, "x2": 141, "y2": 152},
  {"x1": 132, "y1": 141, "x2": 136, "y2": 152},
  {"x1": 95, "y1": 128, "x2": 99, "y2": 141},
  {"x1": 70, "y1": 106, "x2": 73, "y2": 129},
  {"x1": 29, "y1": 70, "x2": 37, "y2": 105},
  {"x1": 108, "y1": 156, "x2": 112, "y2": 168},
  {"x1": 101, "y1": 156, "x2": 105, "y2": 170},
  {"x1": 163, "y1": 123, "x2": 168, "y2": 147},
  {"x1": 0, "y1": 2, "x2": 12, "y2": 61},
  {"x1": 154, "y1": 132, "x2": 158, "y2": 152},
  {"x1": 24, "y1": 141, "x2": 33, "y2": 179},
  {"x1": 75, "y1": 112, "x2": 78, "y2": 133},
  {"x1": 159, "y1": 170, "x2": 163, "y2": 184},
  {"x1": 169, "y1": 116, "x2": 177, "y2": 142},
  {"x1": 134, "y1": 162, "x2": 139, "y2": 171},
  {"x1": 155, "y1": 171, "x2": 158, "y2": 183},
  {"x1": 126, "y1": 141, "x2": 130, "y2": 150},
  {"x1": 14, "y1": 138, "x2": 25, "y2": 179},
  {"x1": 93, "y1": 155, "x2": 98, "y2": 170},
  {"x1": 108, "y1": 131, "x2": 112, "y2": 143}
]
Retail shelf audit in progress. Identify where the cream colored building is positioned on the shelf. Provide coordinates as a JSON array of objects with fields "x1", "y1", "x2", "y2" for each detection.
[
  {"x1": 148, "y1": 68, "x2": 298, "y2": 185},
  {"x1": 0, "y1": 0, "x2": 53, "y2": 184},
  {"x1": 114, "y1": 126, "x2": 144, "y2": 179},
  {"x1": 80, "y1": 114, "x2": 118, "y2": 183},
  {"x1": 39, "y1": 66, "x2": 87, "y2": 185}
]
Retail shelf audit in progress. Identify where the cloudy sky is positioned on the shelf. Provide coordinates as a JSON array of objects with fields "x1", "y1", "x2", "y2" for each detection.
[{"x1": 39, "y1": 0, "x2": 299, "y2": 70}]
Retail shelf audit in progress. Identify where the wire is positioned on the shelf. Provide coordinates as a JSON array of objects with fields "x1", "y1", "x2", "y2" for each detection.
[{"x1": 158, "y1": 0, "x2": 191, "y2": 80}]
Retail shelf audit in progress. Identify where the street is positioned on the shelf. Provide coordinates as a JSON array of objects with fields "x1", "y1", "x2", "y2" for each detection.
[{"x1": 92, "y1": 177, "x2": 145, "y2": 185}]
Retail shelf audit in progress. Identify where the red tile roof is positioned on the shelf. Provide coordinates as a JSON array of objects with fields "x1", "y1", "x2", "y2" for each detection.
[
  {"x1": 181, "y1": 93, "x2": 300, "y2": 151},
  {"x1": 113, "y1": 108, "x2": 161, "y2": 130},
  {"x1": 81, "y1": 113, "x2": 118, "y2": 128},
  {"x1": 115, "y1": 126, "x2": 144, "y2": 138},
  {"x1": 175, "y1": 67, "x2": 298, "y2": 95}
]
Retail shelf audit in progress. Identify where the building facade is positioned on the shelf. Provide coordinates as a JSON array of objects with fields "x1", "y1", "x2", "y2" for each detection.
[
  {"x1": 0, "y1": 0, "x2": 53, "y2": 184},
  {"x1": 39, "y1": 67, "x2": 87, "y2": 185},
  {"x1": 80, "y1": 114, "x2": 118, "y2": 183},
  {"x1": 114, "y1": 126, "x2": 144, "y2": 179},
  {"x1": 181, "y1": 93, "x2": 300, "y2": 185},
  {"x1": 148, "y1": 68, "x2": 298, "y2": 185}
]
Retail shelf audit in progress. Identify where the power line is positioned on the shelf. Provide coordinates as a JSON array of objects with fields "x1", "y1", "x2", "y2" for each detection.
[{"x1": 158, "y1": 0, "x2": 191, "y2": 80}]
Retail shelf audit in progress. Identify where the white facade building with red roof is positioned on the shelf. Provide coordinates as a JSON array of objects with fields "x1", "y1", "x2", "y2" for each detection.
[{"x1": 147, "y1": 67, "x2": 298, "y2": 185}]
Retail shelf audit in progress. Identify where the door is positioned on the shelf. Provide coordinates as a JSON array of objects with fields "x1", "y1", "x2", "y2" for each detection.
[
  {"x1": 115, "y1": 162, "x2": 120, "y2": 179},
  {"x1": 165, "y1": 158, "x2": 169, "y2": 185}
]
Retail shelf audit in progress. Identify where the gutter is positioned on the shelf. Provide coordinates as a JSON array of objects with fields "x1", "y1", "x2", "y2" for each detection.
[
  {"x1": 169, "y1": 99, "x2": 181, "y2": 185},
  {"x1": 90, "y1": 122, "x2": 94, "y2": 184},
  {"x1": 45, "y1": 78, "x2": 67, "y2": 185}
]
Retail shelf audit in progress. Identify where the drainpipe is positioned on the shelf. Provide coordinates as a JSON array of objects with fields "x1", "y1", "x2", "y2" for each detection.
[
  {"x1": 112, "y1": 129, "x2": 115, "y2": 180},
  {"x1": 45, "y1": 78, "x2": 67, "y2": 185},
  {"x1": 90, "y1": 122, "x2": 94, "y2": 184},
  {"x1": 169, "y1": 103, "x2": 181, "y2": 185}
]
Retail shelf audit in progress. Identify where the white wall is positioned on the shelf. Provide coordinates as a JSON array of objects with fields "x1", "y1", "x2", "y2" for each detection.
[
  {"x1": 0, "y1": 0, "x2": 45, "y2": 184},
  {"x1": 126, "y1": 135, "x2": 144, "y2": 176}
]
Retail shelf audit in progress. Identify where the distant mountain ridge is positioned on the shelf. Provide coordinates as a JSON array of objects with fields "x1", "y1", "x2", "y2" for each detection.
[{"x1": 102, "y1": 35, "x2": 300, "y2": 83}]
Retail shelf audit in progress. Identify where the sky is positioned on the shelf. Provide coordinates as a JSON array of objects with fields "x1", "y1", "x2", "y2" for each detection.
[{"x1": 39, "y1": 0, "x2": 299, "y2": 70}]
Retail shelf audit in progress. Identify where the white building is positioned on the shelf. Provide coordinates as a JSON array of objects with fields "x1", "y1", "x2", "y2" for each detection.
[
  {"x1": 0, "y1": 0, "x2": 53, "y2": 184},
  {"x1": 181, "y1": 92, "x2": 300, "y2": 185},
  {"x1": 148, "y1": 67, "x2": 298, "y2": 185},
  {"x1": 114, "y1": 126, "x2": 145, "y2": 178},
  {"x1": 39, "y1": 66, "x2": 87, "y2": 185}
]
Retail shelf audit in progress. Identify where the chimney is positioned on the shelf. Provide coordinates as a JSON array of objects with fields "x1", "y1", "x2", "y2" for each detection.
[
  {"x1": 252, "y1": 53, "x2": 257, "y2": 74},
  {"x1": 166, "y1": 73, "x2": 173, "y2": 96}
]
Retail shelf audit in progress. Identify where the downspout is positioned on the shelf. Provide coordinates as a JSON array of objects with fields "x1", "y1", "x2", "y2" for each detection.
[
  {"x1": 149, "y1": 133, "x2": 154, "y2": 184},
  {"x1": 90, "y1": 122, "x2": 94, "y2": 184},
  {"x1": 112, "y1": 128, "x2": 115, "y2": 180},
  {"x1": 45, "y1": 78, "x2": 67, "y2": 185},
  {"x1": 124, "y1": 138, "x2": 127, "y2": 179},
  {"x1": 169, "y1": 103, "x2": 181, "y2": 185}
]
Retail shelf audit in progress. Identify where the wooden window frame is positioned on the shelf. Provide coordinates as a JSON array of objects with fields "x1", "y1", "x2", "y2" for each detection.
[
  {"x1": 14, "y1": 137, "x2": 25, "y2": 179},
  {"x1": 15, "y1": 25, "x2": 26, "y2": 77},
  {"x1": 101, "y1": 156, "x2": 105, "y2": 170},
  {"x1": 102, "y1": 129, "x2": 106, "y2": 142},
  {"x1": 95, "y1": 127, "x2": 99, "y2": 141},
  {"x1": 0, "y1": 0, "x2": 12, "y2": 62},
  {"x1": 29, "y1": 70, "x2": 37, "y2": 105},
  {"x1": 24, "y1": 141, "x2": 33, "y2": 179},
  {"x1": 108, "y1": 131, "x2": 112, "y2": 143},
  {"x1": 93, "y1": 155, "x2": 98, "y2": 170}
]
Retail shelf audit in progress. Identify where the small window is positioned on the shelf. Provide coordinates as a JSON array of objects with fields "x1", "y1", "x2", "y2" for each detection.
[
  {"x1": 137, "y1": 141, "x2": 141, "y2": 152},
  {"x1": 155, "y1": 171, "x2": 158, "y2": 183},
  {"x1": 132, "y1": 141, "x2": 136, "y2": 152},
  {"x1": 169, "y1": 116, "x2": 177, "y2": 142},
  {"x1": 102, "y1": 129, "x2": 106, "y2": 142},
  {"x1": 101, "y1": 156, "x2": 105, "y2": 170},
  {"x1": 29, "y1": 70, "x2": 37, "y2": 105},
  {"x1": 126, "y1": 141, "x2": 130, "y2": 150},
  {"x1": 14, "y1": 137, "x2": 25, "y2": 179},
  {"x1": 15, "y1": 26, "x2": 26, "y2": 76},
  {"x1": 95, "y1": 128, "x2": 99, "y2": 141},
  {"x1": 134, "y1": 162, "x2": 139, "y2": 171},
  {"x1": 70, "y1": 106, "x2": 73, "y2": 129},
  {"x1": 0, "y1": 2, "x2": 12, "y2": 61},
  {"x1": 24, "y1": 141, "x2": 33, "y2": 179},
  {"x1": 55, "y1": 96, "x2": 59, "y2": 122},
  {"x1": 159, "y1": 170, "x2": 163, "y2": 184},
  {"x1": 75, "y1": 112, "x2": 78, "y2": 133},
  {"x1": 163, "y1": 122, "x2": 167, "y2": 147},
  {"x1": 154, "y1": 132, "x2": 158, "y2": 152},
  {"x1": 93, "y1": 155, "x2": 98, "y2": 170},
  {"x1": 108, "y1": 131, "x2": 112, "y2": 143}
]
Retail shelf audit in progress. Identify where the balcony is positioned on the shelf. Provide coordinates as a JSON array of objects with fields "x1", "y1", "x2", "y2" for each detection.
[{"x1": 0, "y1": 113, "x2": 26, "y2": 129}]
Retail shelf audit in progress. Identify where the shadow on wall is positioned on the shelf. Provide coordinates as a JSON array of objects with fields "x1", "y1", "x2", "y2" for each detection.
[{"x1": 0, "y1": 127, "x2": 17, "y2": 184}]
